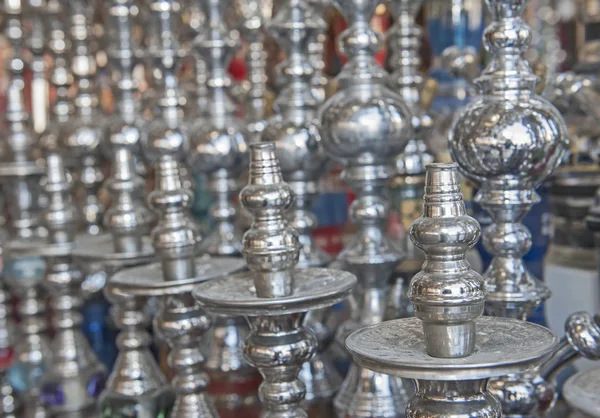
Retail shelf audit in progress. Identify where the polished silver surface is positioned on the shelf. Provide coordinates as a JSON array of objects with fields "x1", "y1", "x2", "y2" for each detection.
[
  {"x1": 449, "y1": 0, "x2": 569, "y2": 320},
  {"x1": 345, "y1": 163, "x2": 558, "y2": 418},
  {"x1": 188, "y1": 0, "x2": 247, "y2": 257},
  {"x1": 487, "y1": 311, "x2": 600, "y2": 417},
  {"x1": 564, "y1": 367, "x2": 600, "y2": 418},
  {"x1": 408, "y1": 163, "x2": 484, "y2": 358},
  {"x1": 346, "y1": 316, "x2": 557, "y2": 380},
  {"x1": 317, "y1": 0, "x2": 413, "y2": 415},
  {"x1": 194, "y1": 142, "x2": 356, "y2": 417},
  {"x1": 61, "y1": 0, "x2": 106, "y2": 236},
  {"x1": 36, "y1": 145, "x2": 106, "y2": 415}
]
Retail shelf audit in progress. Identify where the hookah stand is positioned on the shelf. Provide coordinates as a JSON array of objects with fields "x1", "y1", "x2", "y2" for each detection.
[
  {"x1": 187, "y1": 1, "x2": 260, "y2": 413},
  {"x1": 0, "y1": 284, "x2": 19, "y2": 418},
  {"x1": 449, "y1": 0, "x2": 571, "y2": 416},
  {"x1": 264, "y1": 0, "x2": 339, "y2": 413},
  {"x1": 61, "y1": 0, "x2": 106, "y2": 236},
  {"x1": 8, "y1": 145, "x2": 107, "y2": 417},
  {"x1": 346, "y1": 163, "x2": 558, "y2": 418},
  {"x1": 306, "y1": 0, "x2": 331, "y2": 103},
  {"x1": 318, "y1": 0, "x2": 413, "y2": 415},
  {"x1": 0, "y1": 3, "x2": 48, "y2": 417},
  {"x1": 25, "y1": 0, "x2": 48, "y2": 135},
  {"x1": 73, "y1": 6, "x2": 169, "y2": 415},
  {"x1": 193, "y1": 142, "x2": 356, "y2": 417},
  {"x1": 236, "y1": 0, "x2": 272, "y2": 145},
  {"x1": 385, "y1": 0, "x2": 436, "y2": 320},
  {"x1": 188, "y1": 0, "x2": 246, "y2": 257},
  {"x1": 110, "y1": 127, "x2": 246, "y2": 417}
]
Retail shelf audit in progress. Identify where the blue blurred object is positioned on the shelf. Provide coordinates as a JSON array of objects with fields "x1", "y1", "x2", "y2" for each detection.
[
  {"x1": 472, "y1": 184, "x2": 552, "y2": 325},
  {"x1": 82, "y1": 294, "x2": 118, "y2": 371},
  {"x1": 312, "y1": 191, "x2": 348, "y2": 227}
]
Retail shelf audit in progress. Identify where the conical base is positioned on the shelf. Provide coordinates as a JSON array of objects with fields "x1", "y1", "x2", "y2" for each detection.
[{"x1": 333, "y1": 363, "x2": 410, "y2": 418}]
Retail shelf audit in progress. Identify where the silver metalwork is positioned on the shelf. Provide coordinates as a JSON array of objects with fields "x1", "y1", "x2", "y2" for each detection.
[
  {"x1": 236, "y1": 0, "x2": 272, "y2": 144},
  {"x1": 111, "y1": 124, "x2": 246, "y2": 417},
  {"x1": 26, "y1": 0, "x2": 48, "y2": 135},
  {"x1": 21, "y1": 145, "x2": 106, "y2": 417},
  {"x1": 188, "y1": 0, "x2": 247, "y2": 256},
  {"x1": 386, "y1": 0, "x2": 435, "y2": 321},
  {"x1": 346, "y1": 162, "x2": 558, "y2": 418},
  {"x1": 193, "y1": 142, "x2": 356, "y2": 417},
  {"x1": 306, "y1": 0, "x2": 330, "y2": 103},
  {"x1": 264, "y1": 0, "x2": 339, "y2": 411},
  {"x1": 61, "y1": 0, "x2": 106, "y2": 236},
  {"x1": 0, "y1": 259, "x2": 20, "y2": 418},
  {"x1": 317, "y1": 0, "x2": 413, "y2": 415},
  {"x1": 449, "y1": 0, "x2": 569, "y2": 320},
  {"x1": 0, "y1": 2, "x2": 47, "y2": 416}
]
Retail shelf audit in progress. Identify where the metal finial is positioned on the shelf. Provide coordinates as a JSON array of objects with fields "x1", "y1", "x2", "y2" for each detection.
[
  {"x1": 104, "y1": 148, "x2": 154, "y2": 253},
  {"x1": 239, "y1": 142, "x2": 299, "y2": 298},
  {"x1": 148, "y1": 159, "x2": 199, "y2": 282},
  {"x1": 409, "y1": 163, "x2": 485, "y2": 358}
]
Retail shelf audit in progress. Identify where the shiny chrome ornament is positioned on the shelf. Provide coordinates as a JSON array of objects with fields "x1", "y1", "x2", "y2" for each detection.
[
  {"x1": 264, "y1": 0, "x2": 339, "y2": 411},
  {"x1": 346, "y1": 163, "x2": 558, "y2": 418},
  {"x1": 306, "y1": 0, "x2": 331, "y2": 103},
  {"x1": 7, "y1": 144, "x2": 107, "y2": 417},
  {"x1": 317, "y1": 0, "x2": 413, "y2": 415},
  {"x1": 449, "y1": 0, "x2": 569, "y2": 320},
  {"x1": 26, "y1": 0, "x2": 48, "y2": 134},
  {"x1": 188, "y1": 0, "x2": 247, "y2": 256},
  {"x1": 61, "y1": 0, "x2": 106, "y2": 236},
  {"x1": 193, "y1": 142, "x2": 356, "y2": 417},
  {"x1": 111, "y1": 124, "x2": 246, "y2": 417}
]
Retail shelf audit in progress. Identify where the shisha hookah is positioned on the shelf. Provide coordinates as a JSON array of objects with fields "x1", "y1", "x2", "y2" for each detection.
[
  {"x1": 385, "y1": 0, "x2": 436, "y2": 319},
  {"x1": 7, "y1": 142, "x2": 107, "y2": 417},
  {"x1": 25, "y1": 0, "x2": 48, "y2": 135},
  {"x1": 187, "y1": 1, "x2": 259, "y2": 413},
  {"x1": 263, "y1": 0, "x2": 340, "y2": 413},
  {"x1": 61, "y1": 0, "x2": 106, "y2": 236},
  {"x1": 109, "y1": 153, "x2": 246, "y2": 417},
  {"x1": 193, "y1": 141, "x2": 356, "y2": 417},
  {"x1": 448, "y1": 0, "x2": 578, "y2": 416},
  {"x1": 317, "y1": 0, "x2": 414, "y2": 415},
  {"x1": 345, "y1": 162, "x2": 558, "y2": 418},
  {"x1": 0, "y1": 1, "x2": 47, "y2": 416},
  {"x1": 71, "y1": 1, "x2": 172, "y2": 416}
]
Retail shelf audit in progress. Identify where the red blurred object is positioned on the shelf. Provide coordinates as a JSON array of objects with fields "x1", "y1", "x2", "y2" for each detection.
[
  {"x1": 0, "y1": 347, "x2": 14, "y2": 370},
  {"x1": 314, "y1": 225, "x2": 345, "y2": 256},
  {"x1": 228, "y1": 58, "x2": 247, "y2": 81}
]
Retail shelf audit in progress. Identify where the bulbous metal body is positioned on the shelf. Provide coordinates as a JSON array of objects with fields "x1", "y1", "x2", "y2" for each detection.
[
  {"x1": 193, "y1": 143, "x2": 356, "y2": 418},
  {"x1": 317, "y1": 0, "x2": 413, "y2": 415},
  {"x1": 448, "y1": 0, "x2": 569, "y2": 320}
]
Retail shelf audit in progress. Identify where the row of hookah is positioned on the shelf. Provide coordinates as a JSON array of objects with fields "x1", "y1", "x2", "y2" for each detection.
[{"x1": 2, "y1": 1, "x2": 600, "y2": 418}]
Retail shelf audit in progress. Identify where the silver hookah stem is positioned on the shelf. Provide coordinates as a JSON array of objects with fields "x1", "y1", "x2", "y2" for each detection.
[
  {"x1": 265, "y1": 0, "x2": 339, "y2": 409},
  {"x1": 148, "y1": 159, "x2": 217, "y2": 418},
  {"x1": 237, "y1": 0, "x2": 272, "y2": 144},
  {"x1": 318, "y1": 0, "x2": 413, "y2": 415},
  {"x1": 62, "y1": 0, "x2": 106, "y2": 236},
  {"x1": 408, "y1": 164, "x2": 484, "y2": 358},
  {"x1": 26, "y1": 0, "x2": 48, "y2": 135},
  {"x1": 306, "y1": 0, "x2": 330, "y2": 103},
  {"x1": 449, "y1": 0, "x2": 569, "y2": 320},
  {"x1": 188, "y1": 0, "x2": 247, "y2": 256},
  {"x1": 144, "y1": 0, "x2": 186, "y2": 134},
  {"x1": 38, "y1": 145, "x2": 106, "y2": 417},
  {"x1": 0, "y1": 3, "x2": 48, "y2": 416},
  {"x1": 193, "y1": 142, "x2": 356, "y2": 417},
  {"x1": 345, "y1": 163, "x2": 558, "y2": 418}
]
